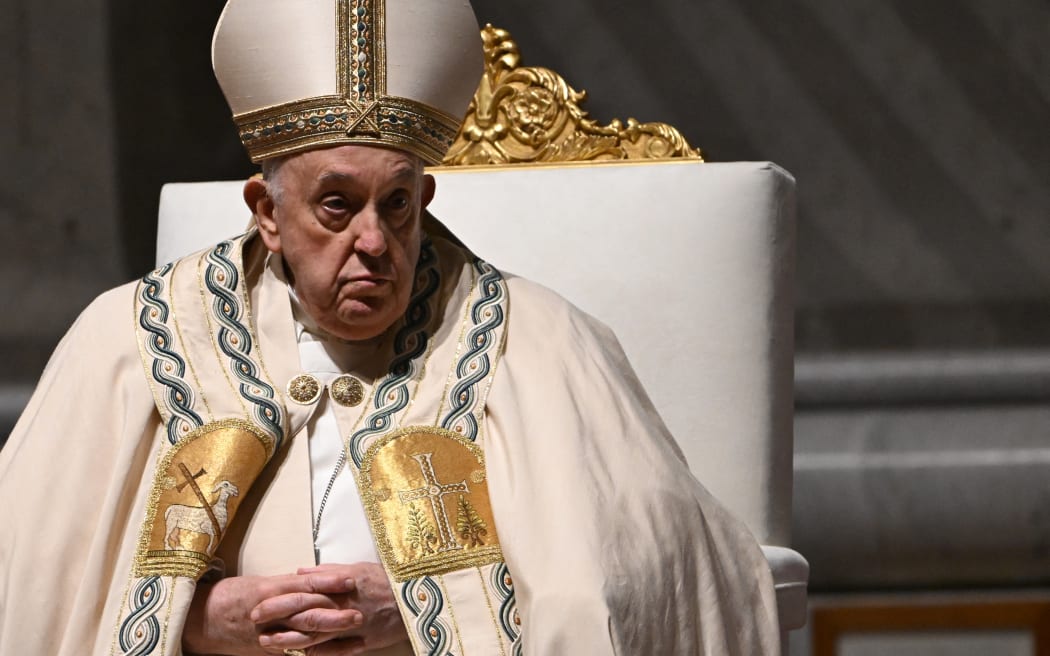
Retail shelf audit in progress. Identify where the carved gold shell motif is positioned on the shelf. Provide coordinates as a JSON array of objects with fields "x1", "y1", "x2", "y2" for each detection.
[{"x1": 443, "y1": 25, "x2": 703, "y2": 165}]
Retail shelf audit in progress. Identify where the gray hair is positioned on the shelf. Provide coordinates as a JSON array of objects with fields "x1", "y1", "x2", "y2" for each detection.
[{"x1": 260, "y1": 155, "x2": 289, "y2": 204}]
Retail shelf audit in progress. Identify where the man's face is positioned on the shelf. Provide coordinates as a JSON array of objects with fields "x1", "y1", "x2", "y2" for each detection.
[{"x1": 248, "y1": 144, "x2": 435, "y2": 341}]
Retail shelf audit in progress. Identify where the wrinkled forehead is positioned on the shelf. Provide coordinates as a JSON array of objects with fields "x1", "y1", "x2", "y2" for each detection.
[
  {"x1": 268, "y1": 142, "x2": 428, "y2": 202},
  {"x1": 272, "y1": 143, "x2": 426, "y2": 189}
]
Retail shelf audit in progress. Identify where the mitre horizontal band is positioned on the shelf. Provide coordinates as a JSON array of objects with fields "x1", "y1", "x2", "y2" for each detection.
[{"x1": 234, "y1": 95, "x2": 462, "y2": 164}]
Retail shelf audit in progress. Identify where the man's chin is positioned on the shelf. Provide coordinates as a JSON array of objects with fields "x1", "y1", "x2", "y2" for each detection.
[{"x1": 325, "y1": 302, "x2": 396, "y2": 341}]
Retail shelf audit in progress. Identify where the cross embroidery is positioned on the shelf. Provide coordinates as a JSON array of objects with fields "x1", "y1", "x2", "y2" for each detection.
[
  {"x1": 176, "y1": 463, "x2": 220, "y2": 538},
  {"x1": 175, "y1": 464, "x2": 207, "y2": 492},
  {"x1": 398, "y1": 452, "x2": 469, "y2": 553}
]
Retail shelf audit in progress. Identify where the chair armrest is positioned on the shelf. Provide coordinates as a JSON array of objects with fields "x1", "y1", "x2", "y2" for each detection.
[{"x1": 762, "y1": 545, "x2": 810, "y2": 631}]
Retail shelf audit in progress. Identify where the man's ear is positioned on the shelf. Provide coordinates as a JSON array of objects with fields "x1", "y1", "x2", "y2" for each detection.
[
  {"x1": 421, "y1": 173, "x2": 436, "y2": 210},
  {"x1": 244, "y1": 177, "x2": 281, "y2": 253}
]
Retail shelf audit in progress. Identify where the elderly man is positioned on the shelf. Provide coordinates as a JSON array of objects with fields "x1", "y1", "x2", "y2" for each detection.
[{"x1": 0, "y1": 1, "x2": 780, "y2": 654}]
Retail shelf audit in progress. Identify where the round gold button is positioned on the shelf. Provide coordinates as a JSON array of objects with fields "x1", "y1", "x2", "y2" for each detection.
[
  {"x1": 330, "y1": 374, "x2": 365, "y2": 407},
  {"x1": 286, "y1": 374, "x2": 321, "y2": 405}
]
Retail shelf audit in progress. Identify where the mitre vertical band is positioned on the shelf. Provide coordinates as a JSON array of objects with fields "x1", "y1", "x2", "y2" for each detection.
[{"x1": 212, "y1": 0, "x2": 482, "y2": 164}]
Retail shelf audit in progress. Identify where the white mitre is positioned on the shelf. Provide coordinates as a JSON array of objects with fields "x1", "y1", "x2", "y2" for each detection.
[{"x1": 212, "y1": 0, "x2": 482, "y2": 164}]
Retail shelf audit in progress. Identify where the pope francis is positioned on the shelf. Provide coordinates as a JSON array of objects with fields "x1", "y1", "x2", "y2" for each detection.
[{"x1": 0, "y1": 0, "x2": 781, "y2": 654}]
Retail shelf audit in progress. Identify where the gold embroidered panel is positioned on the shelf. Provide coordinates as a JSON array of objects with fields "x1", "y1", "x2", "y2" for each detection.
[
  {"x1": 135, "y1": 419, "x2": 275, "y2": 578},
  {"x1": 359, "y1": 426, "x2": 503, "y2": 582},
  {"x1": 443, "y1": 25, "x2": 703, "y2": 165}
]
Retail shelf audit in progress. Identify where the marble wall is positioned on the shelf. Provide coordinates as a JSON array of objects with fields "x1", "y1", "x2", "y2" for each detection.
[{"x1": 0, "y1": 0, "x2": 123, "y2": 382}]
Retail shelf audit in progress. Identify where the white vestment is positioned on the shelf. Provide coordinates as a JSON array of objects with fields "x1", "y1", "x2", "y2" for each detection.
[
  {"x1": 0, "y1": 224, "x2": 780, "y2": 655},
  {"x1": 296, "y1": 321, "x2": 384, "y2": 566}
]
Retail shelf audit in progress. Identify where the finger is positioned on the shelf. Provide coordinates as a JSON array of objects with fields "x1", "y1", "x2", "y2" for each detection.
[
  {"x1": 251, "y1": 592, "x2": 338, "y2": 623},
  {"x1": 296, "y1": 562, "x2": 350, "y2": 573},
  {"x1": 300, "y1": 561, "x2": 381, "y2": 570},
  {"x1": 258, "y1": 629, "x2": 326, "y2": 652},
  {"x1": 300, "y1": 573, "x2": 356, "y2": 596},
  {"x1": 296, "y1": 563, "x2": 361, "y2": 578},
  {"x1": 306, "y1": 637, "x2": 367, "y2": 656},
  {"x1": 260, "y1": 570, "x2": 355, "y2": 599},
  {"x1": 281, "y1": 608, "x2": 364, "y2": 634}
]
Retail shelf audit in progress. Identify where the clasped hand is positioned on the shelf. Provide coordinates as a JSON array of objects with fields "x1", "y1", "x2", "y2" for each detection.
[{"x1": 184, "y1": 562, "x2": 407, "y2": 655}]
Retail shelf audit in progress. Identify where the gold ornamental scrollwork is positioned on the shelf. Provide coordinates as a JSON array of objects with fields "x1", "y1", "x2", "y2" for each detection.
[{"x1": 443, "y1": 25, "x2": 703, "y2": 165}]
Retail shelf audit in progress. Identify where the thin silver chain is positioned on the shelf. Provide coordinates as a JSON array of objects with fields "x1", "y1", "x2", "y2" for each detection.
[
  {"x1": 310, "y1": 382, "x2": 375, "y2": 564},
  {"x1": 312, "y1": 447, "x2": 348, "y2": 562}
]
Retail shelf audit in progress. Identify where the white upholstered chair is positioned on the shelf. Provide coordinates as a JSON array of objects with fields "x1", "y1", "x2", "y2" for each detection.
[{"x1": 156, "y1": 158, "x2": 808, "y2": 649}]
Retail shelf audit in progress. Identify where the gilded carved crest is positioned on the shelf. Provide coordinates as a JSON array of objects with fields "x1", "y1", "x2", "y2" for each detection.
[{"x1": 443, "y1": 25, "x2": 703, "y2": 165}]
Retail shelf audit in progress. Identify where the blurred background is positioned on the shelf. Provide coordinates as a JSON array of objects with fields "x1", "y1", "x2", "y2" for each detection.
[{"x1": 1, "y1": 0, "x2": 1047, "y2": 653}]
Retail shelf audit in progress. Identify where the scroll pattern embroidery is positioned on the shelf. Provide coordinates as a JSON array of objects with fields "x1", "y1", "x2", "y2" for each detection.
[
  {"x1": 125, "y1": 266, "x2": 192, "y2": 654},
  {"x1": 441, "y1": 260, "x2": 506, "y2": 441},
  {"x1": 400, "y1": 576, "x2": 455, "y2": 656},
  {"x1": 492, "y1": 562, "x2": 523, "y2": 653},
  {"x1": 138, "y1": 264, "x2": 203, "y2": 444},
  {"x1": 117, "y1": 576, "x2": 166, "y2": 656},
  {"x1": 203, "y1": 241, "x2": 285, "y2": 448},
  {"x1": 349, "y1": 240, "x2": 440, "y2": 466}
]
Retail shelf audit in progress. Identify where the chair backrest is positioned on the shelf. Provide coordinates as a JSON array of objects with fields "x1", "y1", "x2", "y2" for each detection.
[{"x1": 157, "y1": 159, "x2": 795, "y2": 546}]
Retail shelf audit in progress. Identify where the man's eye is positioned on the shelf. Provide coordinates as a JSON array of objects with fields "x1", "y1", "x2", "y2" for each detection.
[
  {"x1": 321, "y1": 196, "x2": 349, "y2": 212},
  {"x1": 387, "y1": 193, "x2": 410, "y2": 210}
]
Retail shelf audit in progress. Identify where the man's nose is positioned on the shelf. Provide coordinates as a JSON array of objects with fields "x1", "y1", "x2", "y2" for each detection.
[{"x1": 352, "y1": 206, "x2": 388, "y2": 257}]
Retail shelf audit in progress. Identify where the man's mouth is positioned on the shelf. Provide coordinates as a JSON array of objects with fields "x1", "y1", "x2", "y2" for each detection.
[{"x1": 341, "y1": 276, "x2": 390, "y2": 294}]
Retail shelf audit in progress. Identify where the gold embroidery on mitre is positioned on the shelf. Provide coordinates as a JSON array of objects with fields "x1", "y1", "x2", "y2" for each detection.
[
  {"x1": 135, "y1": 419, "x2": 275, "y2": 579},
  {"x1": 287, "y1": 374, "x2": 322, "y2": 405},
  {"x1": 330, "y1": 374, "x2": 365, "y2": 407},
  {"x1": 359, "y1": 426, "x2": 503, "y2": 582}
]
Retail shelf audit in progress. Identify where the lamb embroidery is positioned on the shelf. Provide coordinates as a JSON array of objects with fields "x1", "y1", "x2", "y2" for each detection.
[{"x1": 164, "y1": 467, "x2": 239, "y2": 553}]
